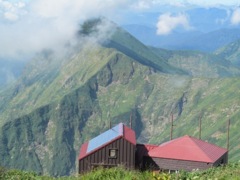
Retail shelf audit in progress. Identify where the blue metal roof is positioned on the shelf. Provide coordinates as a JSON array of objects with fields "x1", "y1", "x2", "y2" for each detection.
[{"x1": 87, "y1": 123, "x2": 123, "y2": 153}]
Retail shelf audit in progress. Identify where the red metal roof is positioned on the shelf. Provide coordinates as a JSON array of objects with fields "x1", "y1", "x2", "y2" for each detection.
[
  {"x1": 123, "y1": 124, "x2": 137, "y2": 145},
  {"x1": 79, "y1": 142, "x2": 88, "y2": 159},
  {"x1": 79, "y1": 123, "x2": 136, "y2": 160},
  {"x1": 148, "y1": 135, "x2": 228, "y2": 163}
]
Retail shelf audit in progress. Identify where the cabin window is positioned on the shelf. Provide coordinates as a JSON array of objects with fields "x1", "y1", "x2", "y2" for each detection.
[{"x1": 109, "y1": 149, "x2": 117, "y2": 158}]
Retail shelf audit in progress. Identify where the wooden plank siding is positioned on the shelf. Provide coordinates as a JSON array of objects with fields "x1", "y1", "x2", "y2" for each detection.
[
  {"x1": 213, "y1": 152, "x2": 228, "y2": 166},
  {"x1": 79, "y1": 137, "x2": 135, "y2": 174},
  {"x1": 149, "y1": 158, "x2": 213, "y2": 171},
  {"x1": 143, "y1": 152, "x2": 228, "y2": 172}
]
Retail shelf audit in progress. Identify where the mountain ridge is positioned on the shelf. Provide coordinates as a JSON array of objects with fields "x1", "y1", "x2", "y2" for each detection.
[
  {"x1": 215, "y1": 39, "x2": 240, "y2": 66},
  {"x1": 0, "y1": 19, "x2": 240, "y2": 176}
]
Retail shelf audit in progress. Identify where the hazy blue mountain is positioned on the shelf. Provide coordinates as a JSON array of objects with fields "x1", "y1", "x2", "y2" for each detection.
[
  {"x1": 124, "y1": 25, "x2": 240, "y2": 52},
  {"x1": 186, "y1": 7, "x2": 232, "y2": 32},
  {"x1": 0, "y1": 60, "x2": 26, "y2": 88},
  {"x1": 215, "y1": 39, "x2": 240, "y2": 66},
  {"x1": 122, "y1": 24, "x2": 202, "y2": 48},
  {"x1": 122, "y1": 7, "x2": 240, "y2": 52},
  {"x1": 171, "y1": 28, "x2": 240, "y2": 52},
  {"x1": 150, "y1": 47, "x2": 240, "y2": 77}
]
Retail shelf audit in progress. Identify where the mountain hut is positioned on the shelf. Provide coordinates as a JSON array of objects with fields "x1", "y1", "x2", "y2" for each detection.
[{"x1": 78, "y1": 123, "x2": 136, "y2": 174}]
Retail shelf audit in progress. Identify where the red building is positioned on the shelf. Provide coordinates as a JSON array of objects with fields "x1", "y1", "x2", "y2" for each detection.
[
  {"x1": 137, "y1": 135, "x2": 228, "y2": 172},
  {"x1": 78, "y1": 123, "x2": 136, "y2": 174},
  {"x1": 79, "y1": 123, "x2": 228, "y2": 174}
]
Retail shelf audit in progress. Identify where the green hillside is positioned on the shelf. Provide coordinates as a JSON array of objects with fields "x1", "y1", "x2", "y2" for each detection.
[
  {"x1": 106, "y1": 27, "x2": 186, "y2": 75},
  {"x1": 0, "y1": 19, "x2": 240, "y2": 176},
  {"x1": 150, "y1": 47, "x2": 240, "y2": 77},
  {"x1": 215, "y1": 39, "x2": 240, "y2": 66},
  {"x1": 0, "y1": 46, "x2": 118, "y2": 124}
]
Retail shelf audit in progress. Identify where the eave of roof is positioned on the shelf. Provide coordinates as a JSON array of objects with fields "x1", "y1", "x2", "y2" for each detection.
[{"x1": 148, "y1": 135, "x2": 228, "y2": 163}]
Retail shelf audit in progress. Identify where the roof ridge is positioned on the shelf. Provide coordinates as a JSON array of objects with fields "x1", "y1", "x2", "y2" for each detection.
[
  {"x1": 147, "y1": 135, "x2": 227, "y2": 163},
  {"x1": 119, "y1": 122, "x2": 124, "y2": 136},
  {"x1": 189, "y1": 136, "x2": 212, "y2": 161},
  {"x1": 159, "y1": 136, "x2": 183, "y2": 147},
  {"x1": 188, "y1": 136, "x2": 218, "y2": 162}
]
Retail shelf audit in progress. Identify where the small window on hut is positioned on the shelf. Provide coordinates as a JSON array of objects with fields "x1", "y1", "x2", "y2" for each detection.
[{"x1": 109, "y1": 149, "x2": 117, "y2": 158}]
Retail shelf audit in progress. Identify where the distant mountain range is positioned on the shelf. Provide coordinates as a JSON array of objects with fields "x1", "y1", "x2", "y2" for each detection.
[
  {"x1": 123, "y1": 25, "x2": 240, "y2": 52},
  {"x1": 0, "y1": 60, "x2": 25, "y2": 88},
  {"x1": 122, "y1": 7, "x2": 240, "y2": 52},
  {"x1": 0, "y1": 18, "x2": 240, "y2": 176},
  {"x1": 215, "y1": 39, "x2": 240, "y2": 66}
]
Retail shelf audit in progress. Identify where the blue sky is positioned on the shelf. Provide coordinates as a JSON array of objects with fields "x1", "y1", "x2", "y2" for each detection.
[
  {"x1": 0, "y1": 0, "x2": 239, "y2": 22},
  {"x1": 0, "y1": 0, "x2": 240, "y2": 59}
]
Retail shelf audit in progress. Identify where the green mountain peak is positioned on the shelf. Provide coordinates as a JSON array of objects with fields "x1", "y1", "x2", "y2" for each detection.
[{"x1": 1, "y1": 19, "x2": 240, "y2": 176}]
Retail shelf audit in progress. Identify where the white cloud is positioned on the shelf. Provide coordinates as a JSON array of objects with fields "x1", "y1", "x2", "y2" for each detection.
[
  {"x1": 169, "y1": 2, "x2": 187, "y2": 7},
  {"x1": 4, "y1": 11, "x2": 18, "y2": 20},
  {"x1": 151, "y1": 0, "x2": 239, "y2": 7},
  {"x1": 231, "y1": 8, "x2": 240, "y2": 25},
  {"x1": 131, "y1": 1, "x2": 151, "y2": 10},
  {"x1": 0, "y1": 0, "x2": 26, "y2": 21},
  {"x1": 0, "y1": 0, "x2": 132, "y2": 59},
  {"x1": 156, "y1": 13, "x2": 191, "y2": 35},
  {"x1": 31, "y1": 0, "x2": 130, "y2": 19},
  {"x1": 186, "y1": 0, "x2": 239, "y2": 7}
]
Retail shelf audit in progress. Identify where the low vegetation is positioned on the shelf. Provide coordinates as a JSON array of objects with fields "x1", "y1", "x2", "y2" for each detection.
[{"x1": 1, "y1": 162, "x2": 240, "y2": 180}]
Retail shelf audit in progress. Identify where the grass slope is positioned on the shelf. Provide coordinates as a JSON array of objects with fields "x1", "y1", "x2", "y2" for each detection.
[
  {"x1": 1, "y1": 162, "x2": 240, "y2": 179},
  {"x1": 215, "y1": 39, "x2": 240, "y2": 67},
  {"x1": 106, "y1": 26, "x2": 186, "y2": 75},
  {"x1": 0, "y1": 45, "x2": 118, "y2": 127},
  {"x1": 150, "y1": 47, "x2": 240, "y2": 77}
]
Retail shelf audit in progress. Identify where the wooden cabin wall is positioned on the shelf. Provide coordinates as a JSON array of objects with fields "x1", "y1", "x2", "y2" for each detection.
[
  {"x1": 143, "y1": 157, "x2": 214, "y2": 172},
  {"x1": 79, "y1": 138, "x2": 135, "y2": 174}
]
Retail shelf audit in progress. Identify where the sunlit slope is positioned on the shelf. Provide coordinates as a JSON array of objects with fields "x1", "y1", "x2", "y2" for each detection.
[
  {"x1": 105, "y1": 26, "x2": 186, "y2": 74},
  {"x1": 150, "y1": 47, "x2": 240, "y2": 77},
  {"x1": 0, "y1": 46, "x2": 125, "y2": 125},
  {"x1": 215, "y1": 39, "x2": 240, "y2": 67}
]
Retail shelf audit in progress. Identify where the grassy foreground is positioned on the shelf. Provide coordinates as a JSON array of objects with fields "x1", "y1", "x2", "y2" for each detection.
[{"x1": 1, "y1": 162, "x2": 240, "y2": 180}]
